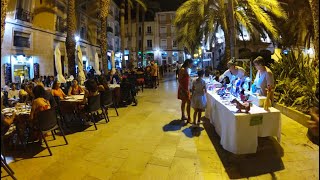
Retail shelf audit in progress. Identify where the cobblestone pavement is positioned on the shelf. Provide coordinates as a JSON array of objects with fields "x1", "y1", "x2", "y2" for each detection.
[{"x1": 2, "y1": 73, "x2": 319, "y2": 180}]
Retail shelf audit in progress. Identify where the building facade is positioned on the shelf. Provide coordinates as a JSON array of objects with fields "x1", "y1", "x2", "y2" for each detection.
[
  {"x1": 1, "y1": 0, "x2": 120, "y2": 87},
  {"x1": 123, "y1": 11, "x2": 185, "y2": 67},
  {"x1": 154, "y1": 11, "x2": 184, "y2": 65}
]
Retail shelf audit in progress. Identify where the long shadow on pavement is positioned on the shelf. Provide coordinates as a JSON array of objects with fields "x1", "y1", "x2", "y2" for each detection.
[
  {"x1": 182, "y1": 126, "x2": 204, "y2": 138},
  {"x1": 163, "y1": 119, "x2": 186, "y2": 131},
  {"x1": 202, "y1": 118, "x2": 285, "y2": 179}
]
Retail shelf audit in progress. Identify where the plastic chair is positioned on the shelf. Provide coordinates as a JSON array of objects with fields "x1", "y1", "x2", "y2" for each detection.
[
  {"x1": 87, "y1": 94, "x2": 107, "y2": 130},
  {"x1": 37, "y1": 108, "x2": 68, "y2": 156}
]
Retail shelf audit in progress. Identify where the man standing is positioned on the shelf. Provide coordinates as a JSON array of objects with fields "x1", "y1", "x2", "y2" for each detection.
[{"x1": 150, "y1": 60, "x2": 158, "y2": 89}]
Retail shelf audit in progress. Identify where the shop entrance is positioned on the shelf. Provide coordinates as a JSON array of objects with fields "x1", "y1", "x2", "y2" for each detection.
[
  {"x1": 13, "y1": 64, "x2": 30, "y2": 83},
  {"x1": 11, "y1": 55, "x2": 34, "y2": 83}
]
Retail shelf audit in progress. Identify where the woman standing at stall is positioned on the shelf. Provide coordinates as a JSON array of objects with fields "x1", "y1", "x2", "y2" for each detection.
[
  {"x1": 252, "y1": 56, "x2": 274, "y2": 97},
  {"x1": 178, "y1": 59, "x2": 193, "y2": 123},
  {"x1": 219, "y1": 59, "x2": 246, "y2": 84}
]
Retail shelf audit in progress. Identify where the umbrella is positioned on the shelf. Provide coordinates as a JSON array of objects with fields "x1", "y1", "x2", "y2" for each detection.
[
  {"x1": 94, "y1": 52, "x2": 101, "y2": 75},
  {"x1": 76, "y1": 45, "x2": 86, "y2": 85},
  {"x1": 111, "y1": 51, "x2": 115, "y2": 72},
  {"x1": 54, "y1": 45, "x2": 66, "y2": 83}
]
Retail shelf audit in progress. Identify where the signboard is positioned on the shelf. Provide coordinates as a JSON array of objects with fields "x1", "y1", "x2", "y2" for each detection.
[{"x1": 250, "y1": 115, "x2": 263, "y2": 126}]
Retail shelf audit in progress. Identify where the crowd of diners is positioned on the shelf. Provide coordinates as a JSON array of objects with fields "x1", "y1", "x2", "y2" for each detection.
[{"x1": 0, "y1": 60, "x2": 163, "y2": 142}]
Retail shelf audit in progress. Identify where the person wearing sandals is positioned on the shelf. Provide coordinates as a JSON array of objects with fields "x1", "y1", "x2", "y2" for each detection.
[
  {"x1": 178, "y1": 59, "x2": 193, "y2": 123},
  {"x1": 191, "y1": 70, "x2": 207, "y2": 127}
]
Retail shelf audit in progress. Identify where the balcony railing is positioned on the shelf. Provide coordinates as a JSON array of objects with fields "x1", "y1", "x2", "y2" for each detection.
[
  {"x1": 145, "y1": 32, "x2": 153, "y2": 35},
  {"x1": 145, "y1": 47, "x2": 153, "y2": 51},
  {"x1": 15, "y1": 8, "x2": 33, "y2": 23},
  {"x1": 160, "y1": 46, "x2": 167, "y2": 50}
]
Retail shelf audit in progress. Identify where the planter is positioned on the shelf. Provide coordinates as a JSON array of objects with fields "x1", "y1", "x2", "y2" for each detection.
[{"x1": 274, "y1": 103, "x2": 311, "y2": 128}]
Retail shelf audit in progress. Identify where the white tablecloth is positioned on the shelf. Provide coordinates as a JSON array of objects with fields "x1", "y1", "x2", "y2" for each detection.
[{"x1": 205, "y1": 90, "x2": 281, "y2": 154}]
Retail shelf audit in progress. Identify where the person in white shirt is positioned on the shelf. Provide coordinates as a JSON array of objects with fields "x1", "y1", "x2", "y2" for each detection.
[
  {"x1": 252, "y1": 56, "x2": 274, "y2": 97},
  {"x1": 219, "y1": 59, "x2": 246, "y2": 84},
  {"x1": 8, "y1": 84, "x2": 19, "y2": 99}
]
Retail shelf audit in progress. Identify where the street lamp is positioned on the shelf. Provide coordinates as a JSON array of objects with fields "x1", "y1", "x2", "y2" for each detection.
[{"x1": 75, "y1": 35, "x2": 80, "y2": 42}]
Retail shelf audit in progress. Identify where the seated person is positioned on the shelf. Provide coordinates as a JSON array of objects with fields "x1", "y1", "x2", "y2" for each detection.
[
  {"x1": 30, "y1": 85, "x2": 51, "y2": 121},
  {"x1": 97, "y1": 76, "x2": 110, "y2": 92},
  {"x1": 19, "y1": 84, "x2": 29, "y2": 102},
  {"x1": 219, "y1": 59, "x2": 246, "y2": 84},
  {"x1": 8, "y1": 84, "x2": 19, "y2": 99},
  {"x1": 68, "y1": 79, "x2": 84, "y2": 95},
  {"x1": 106, "y1": 69, "x2": 120, "y2": 84},
  {"x1": 82, "y1": 79, "x2": 99, "y2": 105},
  {"x1": 51, "y1": 80, "x2": 67, "y2": 100}
]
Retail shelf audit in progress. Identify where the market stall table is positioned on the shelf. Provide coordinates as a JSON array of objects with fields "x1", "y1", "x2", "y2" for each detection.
[{"x1": 205, "y1": 90, "x2": 281, "y2": 154}]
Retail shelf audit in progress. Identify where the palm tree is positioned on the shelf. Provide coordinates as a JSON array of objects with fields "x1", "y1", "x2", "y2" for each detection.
[
  {"x1": 308, "y1": 0, "x2": 319, "y2": 61},
  {"x1": 135, "y1": 2, "x2": 140, "y2": 66},
  {"x1": 120, "y1": 0, "x2": 126, "y2": 68},
  {"x1": 174, "y1": 0, "x2": 287, "y2": 66},
  {"x1": 277, "y1": 0, "x2": 313, "y2": 48},
  {"x1": 1, "y1": 0, "x2": 9, "y2": 45},
  {"x1": 100, "y1": 0, "x2": 111, "y2": 74},
  {"x1": 66, "y1": 0, "x2": 77, "y2": 77}
]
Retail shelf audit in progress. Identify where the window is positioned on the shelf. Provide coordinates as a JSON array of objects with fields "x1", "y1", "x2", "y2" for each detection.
[
  {"x1": 138, "y1": 40, "x2": 142, "y2": 50},
  {"x1": 81, "y1": 4, "x2": 87, "y2": 10},
  {"x1": 160, "y1": 26, "x2": 167, "y2": 34},
  {"x1": 147, "y1": 40, "x2": 152, "y2": 48},
  {"x1": 80, "y1": 27, "x2": 87, "y2": 39},
  {"x1": 160, "y1": 39, "x2": 167, "y2": 49},
  {"x1": 56, "y1": 16, "x2": 66, "y2": 32},
  {"x1": 147, "y1": 26, "x2": 152, "y2": 34},
  {"x1": 13, "y1": 31, "x2": 31, "y2": 48},
  {"x1": 160, "y1": 15, "x2": 166, "y2": 21},
  {"x1": 172, "y1": 40, "x2": 177, "y2": 47},
  {"x1": 16, "y1": 0, "x2": 33, "y2": 22},
  {"x1": 139, "y1": 26, "x2": 142, "y2": 35}
]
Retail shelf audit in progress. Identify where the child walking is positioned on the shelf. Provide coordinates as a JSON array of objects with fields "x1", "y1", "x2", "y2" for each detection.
[{"x1": 191, "y1": 70, "x2": 207, "y2": 126}]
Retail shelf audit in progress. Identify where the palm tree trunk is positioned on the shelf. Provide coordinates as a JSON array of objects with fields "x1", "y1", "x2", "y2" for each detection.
[
  {"x1": 1, "y1": 0, "x2": 8, "y2": 45},
  {"x1": 66, "y1": 0, "x2": 77, "y2": 77},
  {"x1": 309, "y1": 0, "x2": 319, "y2": 62},
  {"x1": 141, "y1": 8, "x2": 145, "y2": 65},
  {"x1": 221, "y1": 7, "x2": 231, "y2": 69},
  {"x1": 136, "y1": 3, "x2": 140, "y2": 67},
  {"x1": 227, "y1": 0, "x2": 236, "y2": 58},
  {"x1": 128, "y1": 1, "x2": 132, "y2": 58},
  {"x1": 100, "y1": 0, "x2": 111, "y2": 74},
  {"x1": 120, "y1": 0, "x2": 126, "y2": 68}
]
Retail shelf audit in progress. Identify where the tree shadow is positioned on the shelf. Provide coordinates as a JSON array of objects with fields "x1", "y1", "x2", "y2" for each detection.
[
  {"x1": 182, "y1": 126, "x2": 204, "y2": 138},
  {"x1": 162, "y1": 119, "x2": 186, "y2": 132},
  {"x1": 202, "y1": 118, "x2": 285, "y2": 179}
]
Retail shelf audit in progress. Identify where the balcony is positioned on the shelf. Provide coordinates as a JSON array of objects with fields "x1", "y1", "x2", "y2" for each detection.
[
  {"x1": 145, "y1": 47, "x2": 153, "y2": 51},
  {"x1": 160, "y1": 46, "x2": 167, "y2": 50},
  {"x1": 15, "y1": 8, "x2": 33, "y2": 23},
  {"x1": 145, "y1": 32, "x2": 153, "y2": 36},
  {"x1": 107, "y1": 26, "x2": 113, "y2": 33}
]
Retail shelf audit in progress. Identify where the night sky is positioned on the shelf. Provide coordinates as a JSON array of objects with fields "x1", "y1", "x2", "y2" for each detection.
[{"x1": 157, "y1": 0, "x2": 186, "y2": 11}]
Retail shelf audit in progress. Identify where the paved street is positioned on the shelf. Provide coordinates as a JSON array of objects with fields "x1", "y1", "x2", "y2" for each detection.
[{"x1": 2, "y1": 73, "x2": 319, "y2": 180}]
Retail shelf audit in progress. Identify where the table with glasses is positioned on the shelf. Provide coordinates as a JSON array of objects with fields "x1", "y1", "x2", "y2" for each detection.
[
  {"x1": 205, "y1": 88, "x2": 281, "y2": 154},
  {"x1": 1, "y1": 103, "x2": 32, "y2": 144}
]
